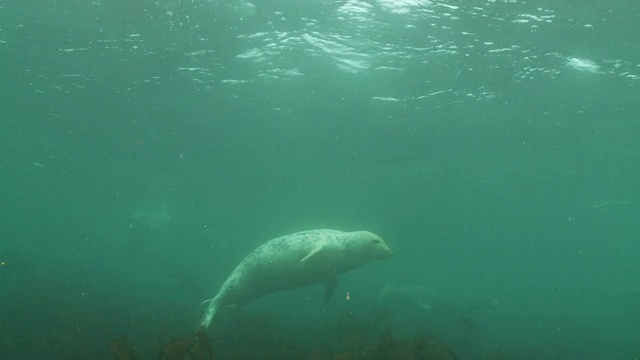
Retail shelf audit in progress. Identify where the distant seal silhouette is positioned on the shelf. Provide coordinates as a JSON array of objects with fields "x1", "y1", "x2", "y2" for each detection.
[{"x1": 198, "y1": 229, "x2": 393, "y2": 330}]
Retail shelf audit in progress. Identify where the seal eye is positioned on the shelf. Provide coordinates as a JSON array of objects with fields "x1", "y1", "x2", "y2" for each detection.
[{"x1": 371, "y1": 239, "x2": 380, "y2": 244}]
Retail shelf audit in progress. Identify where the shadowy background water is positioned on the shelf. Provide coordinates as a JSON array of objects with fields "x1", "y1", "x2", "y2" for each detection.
[{"x1": 1, "y1": 0, "x2": 639, "y2": 358}]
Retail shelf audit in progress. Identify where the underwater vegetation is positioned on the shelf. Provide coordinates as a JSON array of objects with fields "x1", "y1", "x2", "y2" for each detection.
[
  {"x1": 4, "y1": 301, "x2": 631, "y2": 359},
  {"x1": 106, "y1": 309, "x2": 460, "y2": 360},
  {"x1": 4, "y1": 272, "x2": 634, "y2": 360}
]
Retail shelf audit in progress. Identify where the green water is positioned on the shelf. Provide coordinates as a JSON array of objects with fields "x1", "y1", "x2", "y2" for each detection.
[{"x1": 1, "y1": 0, "x2": 639, "y2": 358}]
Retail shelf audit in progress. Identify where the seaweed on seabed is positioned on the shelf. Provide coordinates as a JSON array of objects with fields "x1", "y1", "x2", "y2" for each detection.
[
  {"x1": 157, "y1": 330, "x2": 214, "y2": 360},
  {"x1": 361, "y1": 330, "x2": 459, "y2": 360},
  {"x1": 109, "y1": 336, "x2": 137, "y2": 360},
  {"x1": 213, "y1": 310, "x2": 307, "y2": 359},
  {"x1": 328, "y1": 308, "x2": 395, "y2": 353},
  {"x1": 328, "y1": 308, "x2": 458, "y2": 360}
]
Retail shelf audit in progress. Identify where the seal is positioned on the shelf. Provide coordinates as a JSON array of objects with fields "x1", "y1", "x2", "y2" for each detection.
[{"x1": 198, "y1": 229, "x2": 393, "y2": 330}]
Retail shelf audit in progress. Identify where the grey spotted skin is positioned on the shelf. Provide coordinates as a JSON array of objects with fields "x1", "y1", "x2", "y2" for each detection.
[{"x1": 198, "y1": 229, "x2": 393, "y2": 330}]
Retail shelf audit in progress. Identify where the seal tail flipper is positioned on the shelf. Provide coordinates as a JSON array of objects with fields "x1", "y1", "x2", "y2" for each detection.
[{"x1": 198, "y1": 298, "x2": 218, "y2": 331}]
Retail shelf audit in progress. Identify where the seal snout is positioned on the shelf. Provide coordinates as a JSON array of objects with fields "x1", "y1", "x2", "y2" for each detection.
[
  {"x1": 364, "y1": 232, "x2": 393, "y2": 260},
  {"x1": 374, "y1": 241, "x2": 393, "y2": 260},
  {"x1": 381, "y1": 247, "x2": 394, "y2": 260}
]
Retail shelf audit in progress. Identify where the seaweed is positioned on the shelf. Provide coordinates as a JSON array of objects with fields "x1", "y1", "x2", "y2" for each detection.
[
  {"x1": 109, "y1": 336, "x2": 137, "y2": 360},
  {"x1": 335, "y1": 328, "x2": 459, "y2": 360},
  {"x1": 158, "y1": 331, "x2": 213, "y2": 360},
  {"x1": 104, "y1": 308, "x2": 459, "y2": 360}
]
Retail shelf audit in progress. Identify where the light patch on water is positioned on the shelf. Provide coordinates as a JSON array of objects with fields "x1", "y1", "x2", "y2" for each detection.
[
  {"x1": 232, "y1": 0, "x2": 257, "y2": 17},
  {"x1": 237, "y1": 48, "x2": 265, "y2": 61},
  {"x1": 186, "y1": 49, "x2": 216, "y2": 56},
  {"x1": 566, "y1": 57, "x2": 602, "y2": 73},
  {"x1": 374, "y1": 66, "x2": 402, "y2": 71},
  {"x1": 334, "y1": 56, "x2": 370, "y2": 73},
  {"x1": 59, "y1": 48, "x2": 90, "y2": 52},
  {"x1": 592, "y1": 200, "x2": 631, "y2": 208},
  {"x1": 438, "y1": 3, "x2": 459, "y2": 10},
  {"x1": 488, "y1": 47, "x2": 513, "y2": 53},
  {"x1": 282, "y1": 68, "x2": 303, "y2": 76},
  {"x1": 302, "y1": 33, "x2": 371, "y2": 73},
  {"x1": 372, "y1": 96, "x2": 402, "y2": 102},
  {"x1": 179, "y1": 67, "x2": 208, "y2": 72},
  {"x1": 221, "y1": 79, "x2": 249, "y2": 84},
  {"x1": 622, "y1": 72, "x2": 640, "y2": 80},
  {"x1": 376, "y1": 0, "x2": 433, "y2": 14},
  {"x1": 258, "y1": 68, "x2": 304, "y2": 79},
  {"x1": 244, "y1": 32, "x2": 269, "y2": 40},
  {"x1": 515, "y1": 13, "x2": 552, "y2": 23},
  {"x1": 338, "y1": 0, "x2": 374, "y2": 17},
  {"x1": 414, "y1": 89, "x2": 451, "y2": 99}
]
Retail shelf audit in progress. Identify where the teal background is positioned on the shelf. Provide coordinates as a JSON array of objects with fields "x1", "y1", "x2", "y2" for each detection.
[{"x1": 1, "y1": 0, "x2": 639, "y2": 358}]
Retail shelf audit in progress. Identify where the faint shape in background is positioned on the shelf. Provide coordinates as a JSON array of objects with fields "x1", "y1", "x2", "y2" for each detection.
[
  {"x1": 379, "y1": 283, "x2": 439, "y2": 311},
  {"x1": 128, "y1": 200, "x2": 175, "y2": 231}
]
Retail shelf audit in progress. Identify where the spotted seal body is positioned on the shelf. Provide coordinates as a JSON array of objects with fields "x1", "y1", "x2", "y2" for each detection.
[{"x1": 198, "y1": 229, "x2": 393, "y2": 330}]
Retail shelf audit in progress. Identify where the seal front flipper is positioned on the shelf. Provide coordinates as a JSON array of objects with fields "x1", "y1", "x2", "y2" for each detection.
[
  {"x1": 324, "y1": 276, "x2": 338, "y2": 303},
  {"x1": 300, "y1": 244, "x2": 324, "y2": 264}
]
